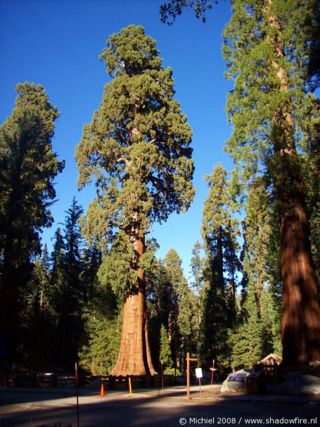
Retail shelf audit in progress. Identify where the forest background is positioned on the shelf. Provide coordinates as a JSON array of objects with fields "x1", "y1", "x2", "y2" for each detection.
[{"x1": 0, "y1": 0, "x2": 319, "y2": 375}]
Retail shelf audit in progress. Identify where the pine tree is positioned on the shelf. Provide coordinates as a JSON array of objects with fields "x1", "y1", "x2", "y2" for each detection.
[
  {"x1": 159, "y1": 324, "x2": 173, "y2": 372},
  {"x1": 245, "y1": 179, "x2": 282, "y2": 355},
  {"x1": 76, "y1": 25, "x2": 194, "y2": 376},
  {"x1": 79, "y1": 281, "x2": 120, "y2": 375},
  {"x1": 147, "y1": 257, "x2": 175, "y2": 371},
  {"x1": 163, "y1": 249, "x2": 198, "y2": 372},
  {"x1": 230, "y1": 258, "x2": 264, "y2": 369},
  {"x1": 199, "y1": 163, "x2": 240, "y2": 368},
  {"x1": 19, "y1": 247, "x2": 56, "y2": 369},
  {"x1": 190, "y1": 240, "x2": 205, "y2": 329},
  {"x1": 54, "y1": 199, "x2": 85, "y2": 370},
  {"x1": 0, "y1": 82, "x2": 64, "y2": 362}
]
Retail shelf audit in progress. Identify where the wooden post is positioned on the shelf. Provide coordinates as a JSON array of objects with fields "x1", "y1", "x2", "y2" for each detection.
[
  {"x1": 187, "y1": 353, "x2": 190, "y2": 400},
  {"x1": 128, "y1": 376, "x2": 133, "y2": 395},
  {"x1": 161, "y1": 363, "x2": 164, "y2": 390},
  {"x1": 186, "y1": 353, "x2": 197, "y2": 400},
  {"x1": 75, "y1": 362, "x2": 80, "y2": 427},
  {"x1": 210, "y1": 360, "x2": 215, "y2": 385}
]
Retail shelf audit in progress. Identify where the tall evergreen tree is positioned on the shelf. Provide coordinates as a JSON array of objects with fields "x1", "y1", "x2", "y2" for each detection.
[
  {"x1": 163, "y1": 249, "x2": 198, "y2": 371},
  {"x1": 223, "y1": 0, "x2": 320, "y2": 365},
  {"x1": 0, "y1": 82, "x2": 64, "y2": 362},
  {"x1": 241, "y1": 178, "x2": 282, "y2": 356},
  {"x1": 19, "y1": 247, "x2": 56, "y2": 369},
  {"x1": 190, "y1": 240, "x2": 205, "y2": 328},
  {"x1": 160, "y1": 0, "x2": 320, "y2": 367},
  {"x1": 230, "y1": 255, "x2": 265, "y2": 369},
  {"x1": 159, "y1": 324, "x2": 173, "y2": 371},
  {"x1": 54, "y1": 199, "x2": 85, "y2": 370},
  {"x1": 199, "y1": 163, "x2": 240, "y2": 368},
  {"x1": 147, "y1": 257, "x2": 175, "y2": 371},
  {"x1": 76, "y1": 25, "x2": 194, "y2": 376},
  {"x1": 78, "y1": 277, "x2": 120, "y2": 376}
]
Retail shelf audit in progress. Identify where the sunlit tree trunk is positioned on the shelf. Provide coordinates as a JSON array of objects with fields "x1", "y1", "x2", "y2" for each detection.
[
  {"x1": 111, "y1": 232, "x2": 156, "y2": 376},
  {"x1": 267, "y1": 1, "x2": 320, "y2": 365}
]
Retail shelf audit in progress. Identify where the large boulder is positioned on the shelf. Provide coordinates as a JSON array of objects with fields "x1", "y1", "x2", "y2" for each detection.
[
  {"x1": 283, "y1": 372, "x2": 320, "y2": 395},
  {"x1": 221, "y1": 369, "x2": 251, "y2": 393}
]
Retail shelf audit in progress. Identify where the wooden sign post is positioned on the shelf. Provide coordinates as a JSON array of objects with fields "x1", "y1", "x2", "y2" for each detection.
[
  {"x1": 74, "y1": 362, "x2": 80, "y2": 427},
  {"x1": 210, "y1": 359, "x2": 215, "y2": 384},
  {"x1": 186, "y1": 352, "x2": 197, "y2": 400}
]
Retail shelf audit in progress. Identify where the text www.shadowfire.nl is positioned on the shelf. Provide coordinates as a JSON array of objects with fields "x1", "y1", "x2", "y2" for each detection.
[{"x1": 178, "y1": 417, "x2": 318, "y2": 425}]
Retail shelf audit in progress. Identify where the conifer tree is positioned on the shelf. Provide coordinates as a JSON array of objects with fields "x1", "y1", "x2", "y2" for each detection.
[
  {"x1": 20, "y1": 247, "x2": 56, "y2": 369},
  {"x1": 230, "y1": 257, "x2": 264, "y2": 369},
  {"x1": 0, "y1": 82, "x2": 64, "y2": 362},
  {"x1": 76, "y1": 25, "x2": 194, "y2": 375},
  {"x1": 223, "y1": 0, "x2": 320, "y2": 365},
  {"x1": 147, "y1": 257, "x2": 175, "y2": 370},
  {"x1": 190, "y1": 240, "x2": 205, "y2": 328},
  {"x1": 160, "y1": 0, "x2": 320, "y2": 367},
  {"x1": 199, "y1": 163, "x2": 240, "y2": 368},
  {"x1": 241, "y1": 178, "x2": 282, "y2": 356},
  {"x1": 79, "y1": 279, "x2": 120, "y2": 375},
  {"x1": 305, "y1": 127, "x2": 320, "y2": 296},
  {"x1": 54, "y1": 199, "x2": 85, "y2": 370},
  {"x1": 163, "y1": 249, "x2": 198, "y2": 371},
  {"x1": 159, "y1": 324, "x2": 173, "y2": 371}
]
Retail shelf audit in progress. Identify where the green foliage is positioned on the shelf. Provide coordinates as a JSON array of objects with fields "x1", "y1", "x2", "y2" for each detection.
[
  {"x1": 0, "y1": 83, "x2": 64, "y2": 270},
  {"x1": 0, "y1": 82, "x2": 64, "y2": 362},
  {"x1": 76, "y1": 26, "x2": 194, "y2": 375},
  {"x1": 229, "y1": 178, "x2": 282, "y2": 368},
  {"x1": 230, "y1": 254, "x2": 264, "y2": 370},
  {"x1": 304, "y1": 121, "x2": 320, "y2": 295},
  {"x1": 18, "y1": 250, "x2": 57, "y2": 369},
  {"x1": 160, "y1": 0, "x2": 213, "y2": 24},
  {"x1": 223, "y1": 0, "x2": 320, "y2": 365},
  {"x1": 164, "y1": 367, "x2": 182, "y2": 375},
  {"x1": 55, "y1": 200, "x2": 87, "y2": 370},
  {"x1": 79, "y1": 290, "x2": 120, "y2": 375},
  {"x1": 163, "y1": 249, "x2": 198, "y2": 370},
  {"x1": 76, "y1": 24, "x2": 194, "y2": 251},
  {"x1": 199, "y1": 163, "x2": 240, "y2": 368},
  {"x1": 98, "y1": 235, "x2": 159, "y2": 302},
  {"x1": 159, "y1": 324, "x2": 173, "y2": 367},
  {"x1": 147, "y1": 257, "x2": 175, "y2": 369},
  {"x1": 223, "y1": 0, "x2": 320, "y2": 190}
]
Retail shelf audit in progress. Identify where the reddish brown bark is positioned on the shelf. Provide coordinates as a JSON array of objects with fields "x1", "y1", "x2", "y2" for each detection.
[
  {"x1": 280, "y1": 192, "x2": 320, "y2": 365},
  {"x1": 111, "y1": 232, "x2": 156, "y2": 376},
  {"x1": 266, "y1": 1, "x2": 320, "y2": 365}
]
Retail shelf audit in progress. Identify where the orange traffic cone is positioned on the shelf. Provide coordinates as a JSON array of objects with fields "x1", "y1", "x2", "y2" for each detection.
[{"x1": 100, "y1": 383, "x2": 105, "y2": 396}]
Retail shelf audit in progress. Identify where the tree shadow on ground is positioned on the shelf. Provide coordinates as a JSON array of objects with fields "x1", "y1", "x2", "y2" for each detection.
[{"x1": 0, "y1": 386, "x2": 319, "y2": 427}]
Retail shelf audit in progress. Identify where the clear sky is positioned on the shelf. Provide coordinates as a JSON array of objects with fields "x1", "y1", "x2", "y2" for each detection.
[{"x1": 0, "y1": 0, "x2": 234, "y2": 279}]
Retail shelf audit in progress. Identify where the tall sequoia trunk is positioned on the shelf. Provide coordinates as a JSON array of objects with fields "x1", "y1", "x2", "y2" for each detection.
[
  {"x1": 111, "y1": 231, "x2": 157, "y2": 376},
  {"x1": 273, "y1": 111, "x2": 320, "y2": 365},
  {"x1": 279, "y1": 178, "x2": 320, "y2": 365},
  {"x1": 266, "y1": 0, "x2": 320, "y2": 365}
]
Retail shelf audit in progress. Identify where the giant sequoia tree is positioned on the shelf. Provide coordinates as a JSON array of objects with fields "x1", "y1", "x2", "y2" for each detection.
[
  {"x1": 223, "y1": 0, "x2": 320, "y2": 365},
  {"x1": 161, "y1": 0, "x2": 320, "y2": 366},
  {"x1": 76, "y1": 25, "x2": 194, "y2": 376},
  {"x1": 0, "y1": 83, "x2": 64, "y2": 362}
]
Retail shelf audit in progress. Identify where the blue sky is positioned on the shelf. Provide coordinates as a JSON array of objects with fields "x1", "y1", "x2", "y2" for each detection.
[{"x1": 0, "y1": 0, "x2": 234, "y2": 279}]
